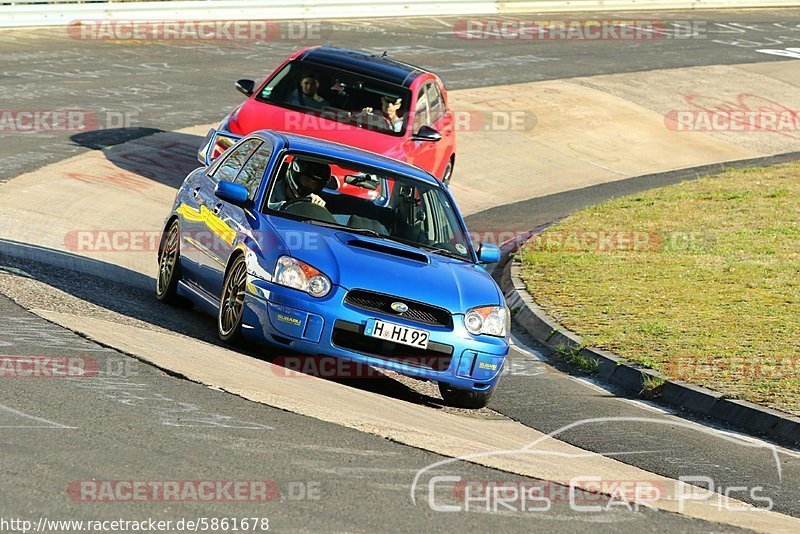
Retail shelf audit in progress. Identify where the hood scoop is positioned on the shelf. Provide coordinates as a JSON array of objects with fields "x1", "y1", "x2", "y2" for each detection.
[{"x1": 346, "y1": 238, "x2": 429, "y2": 264}]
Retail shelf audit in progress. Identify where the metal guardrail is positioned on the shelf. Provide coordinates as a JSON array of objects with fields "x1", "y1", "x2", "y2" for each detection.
[
  {"x1": 0, "y1": 1, "x2": 168, "y2": 4},
  {"x1": 498, "y1": 0, "x2": 800, "y2": 11},
  {"x1": 1, "y1": 0, "x2": 798, "y2": 28},
  {"x1": 0, "y1": 0, "x2": 139, "y2": 4},
  {"x1": 2, "y1": 0, "x2": 798, "y2": 4}
]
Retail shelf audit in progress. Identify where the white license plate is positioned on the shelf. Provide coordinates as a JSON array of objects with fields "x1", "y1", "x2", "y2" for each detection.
[{"x1": 364, "y1": 319, "x2": 429, "y2": 349}]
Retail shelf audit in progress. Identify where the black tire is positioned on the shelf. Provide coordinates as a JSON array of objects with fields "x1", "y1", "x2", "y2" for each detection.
[
  {"x1": 441, "y1": 158, "x2": 453, "y2": 187},
  {"x1": 218, "y1": 254, "x2": 247, "y2": 343},
  {"x1": 438, "y1": 382, "x2": 494, "y2": 409},
  {"x1": 156, "y1": 220, "x2": 181, "y2": 304}
]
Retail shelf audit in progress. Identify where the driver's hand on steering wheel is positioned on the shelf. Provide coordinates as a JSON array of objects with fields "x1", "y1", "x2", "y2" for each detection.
[{"x1": 309, "y1": 193, "x2": 326, "y2": 208}]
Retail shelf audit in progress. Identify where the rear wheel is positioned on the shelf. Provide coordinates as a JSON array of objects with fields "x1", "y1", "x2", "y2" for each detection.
[
  {"x1": 156, "y1": 220, "x2": 181, "y2": 304},
  {"x1": 218, "y1": 254, "x2": 247, "y2": 343},
  {"x1": 438, "y1": 382, "x2": 494, "y2": 409}
]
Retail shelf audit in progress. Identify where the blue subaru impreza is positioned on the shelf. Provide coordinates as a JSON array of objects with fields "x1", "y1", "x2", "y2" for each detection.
[{"x1": 157, "y1": 130, "x2": 509, "y2": 408}]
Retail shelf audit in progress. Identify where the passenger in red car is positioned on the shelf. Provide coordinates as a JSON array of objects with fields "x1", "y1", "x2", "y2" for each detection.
[{"x1": 286, "y1": 72, "x2": 330, "y2": 110}]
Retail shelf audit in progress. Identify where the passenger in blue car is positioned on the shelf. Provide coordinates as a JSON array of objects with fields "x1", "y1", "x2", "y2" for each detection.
[{"x1": 268, "y1": 158, "x2": 331, "y2": 211}]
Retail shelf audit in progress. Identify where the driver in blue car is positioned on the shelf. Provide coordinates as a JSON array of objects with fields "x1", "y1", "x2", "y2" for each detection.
[{"x1": 268, "y1": 159, "x2": 331, "y2": 211}]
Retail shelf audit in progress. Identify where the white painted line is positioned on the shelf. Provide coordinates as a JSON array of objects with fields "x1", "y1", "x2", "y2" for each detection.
[
  {"x1": 0, "y1": 402, "x2": 76, "y2": 429},
  {"x1": 0, "y1": 426, "x2": 75, "y2": 429},
  {"x1": 617, "y1": 397, "x2": 673, "y2": 415},
  {"x1": 572, "y1": 376, "x2": 613, "y2": 396},
  {"x1": 429, "y1": 17, "x2": 452, "y2": 28},
  {"x1": 510, "y1": 335, "x2": 800, "y2": 456},
  {"x1": 509, "y1": 334, "x2": 546, "y2": 361},
  {"x1": 524, "y1": 416, "x2": 788, "y2": 481}
]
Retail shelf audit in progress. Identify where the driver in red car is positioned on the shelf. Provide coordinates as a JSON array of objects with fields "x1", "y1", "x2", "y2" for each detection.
[{"x1": 268, "y1": 159, "x2": 331, "y2": 211}]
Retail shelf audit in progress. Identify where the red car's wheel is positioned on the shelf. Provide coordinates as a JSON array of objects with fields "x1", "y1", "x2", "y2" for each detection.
[{"x1": 441, "y1": 159, "x2": 454, "y2": 187}]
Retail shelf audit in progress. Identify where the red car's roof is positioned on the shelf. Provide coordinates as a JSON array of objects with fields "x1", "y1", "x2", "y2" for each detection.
[{"x1": 295, "y1": 46, "x2": 437, "y2": 88}]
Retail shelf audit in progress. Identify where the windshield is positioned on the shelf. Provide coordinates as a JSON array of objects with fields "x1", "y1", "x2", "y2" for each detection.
[
  {"x1": 263, "y1": 153, "x2": 474, "y2": 262},
  {"x1": 255, "y1": 60, "x2": 412, "y2": 136}
]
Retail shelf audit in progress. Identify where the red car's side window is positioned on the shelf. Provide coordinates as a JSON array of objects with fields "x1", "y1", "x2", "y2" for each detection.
[
  {"x1": 426, "y1": 83, "x2": 446, "y2": 123},
  {"x1": 412, "y1": 88, "x2": 429, "y2": 133}
]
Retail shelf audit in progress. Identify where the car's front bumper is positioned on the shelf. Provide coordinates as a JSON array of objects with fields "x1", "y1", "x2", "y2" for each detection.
[{"x1": 241, "y1": 276, "x2": 509, "y2": 392}]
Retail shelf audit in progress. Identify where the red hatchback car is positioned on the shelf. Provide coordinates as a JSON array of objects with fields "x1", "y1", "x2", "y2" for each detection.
[{"x1": 199, "y1": 46, "x2": 456, "y2": 186}]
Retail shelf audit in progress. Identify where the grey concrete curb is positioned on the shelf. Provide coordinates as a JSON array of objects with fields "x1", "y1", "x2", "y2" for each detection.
[
  {"x1": 501, "y1": 256, "x2": 800, "y2": 446},
  {"x1": 0, "y1": 239, "x2": 154, "y2": 292}
]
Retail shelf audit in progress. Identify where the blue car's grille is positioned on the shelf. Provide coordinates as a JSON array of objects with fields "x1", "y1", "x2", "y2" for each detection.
[
  {"x1": 332, "y1": 320, "x2": 453, "y2": 372},
  {"x1": 344, "y1": 290, "x2": 452, "y2": 328}
]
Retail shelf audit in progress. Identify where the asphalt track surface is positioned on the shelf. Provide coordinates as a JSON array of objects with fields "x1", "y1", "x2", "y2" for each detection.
[
  {"x1": 2, "y1": 8, "x2": 800, "y2": 181},
  {"x1": 0, "y1": 266, "x2": 754, "y2": 532},
  {"x1": 1, "y1": 9, "x2": 800, "y2": 532}
]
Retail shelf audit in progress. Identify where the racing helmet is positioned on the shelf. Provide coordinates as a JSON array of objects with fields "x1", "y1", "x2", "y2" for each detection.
[{"x1": 286, "y1": 159, "x2": 331, "y2": 198}]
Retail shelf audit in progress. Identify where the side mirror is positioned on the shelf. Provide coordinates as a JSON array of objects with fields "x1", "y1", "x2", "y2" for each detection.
[
  {"x1": 235, "y1": 79, "x2": 255, "y2": 97},
  {"x1": 412, "y1": 125, "x2": 442, "y2": 142},
  {"x1": 477, "y1": 243, "x2": 501, "y2": 264},
  {"x1": 215, "y1": 181, "x2": 249, "y2": 207}
]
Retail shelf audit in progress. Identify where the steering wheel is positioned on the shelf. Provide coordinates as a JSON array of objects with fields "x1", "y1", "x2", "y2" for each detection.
[
  {"x1": 353, "y1": 110, "x2": 392, "y2": 131},
  {"x1": 351, "y1": 110, "x2": 370, "y2": 128},
  {"x1": 280, "y1": 196, "x2": 313, "y2": 210}
]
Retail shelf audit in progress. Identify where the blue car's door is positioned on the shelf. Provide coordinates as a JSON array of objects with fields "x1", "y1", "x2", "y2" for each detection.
[
  {"x1": 192, "y1": 138, "x2": 261, "y2": 296},
  {"x1": 173, "y1": 167, "x2": 207, "y2": 283},
  {"x1": 197, "y1": 139, "x2": 273, "y2": 299}
]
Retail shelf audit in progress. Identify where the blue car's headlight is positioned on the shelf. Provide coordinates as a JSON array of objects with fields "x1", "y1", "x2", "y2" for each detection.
[
  {"x1": 274, "y1": 256, "x2": 332, "y2": 298},
  {"x1": 464, "y1": 306, "x2": 509, "y2": 337}
]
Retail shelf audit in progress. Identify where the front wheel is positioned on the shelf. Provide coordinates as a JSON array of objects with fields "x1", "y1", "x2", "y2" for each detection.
[
  {"x1": 441, "y1": 159, "x2": 453, "y2": 187},
  {"x1": 156, "y1": 220, "x2": 181, "y2": 304},
  {"x1": 218, "y1": 255, "x2": 247, "y2": 343},
  {"x1": 438, "y1": 382, "x2": 494, "y2": 409}
]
